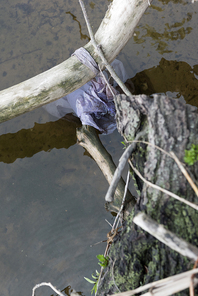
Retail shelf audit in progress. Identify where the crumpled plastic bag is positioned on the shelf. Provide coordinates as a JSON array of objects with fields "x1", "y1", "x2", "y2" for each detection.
[{"x1": 43, "y1": 59, "x2": 129, "y2": 134}]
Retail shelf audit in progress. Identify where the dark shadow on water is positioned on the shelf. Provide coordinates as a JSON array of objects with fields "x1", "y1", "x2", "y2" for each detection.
[
  {"x1": 129, "y1": 58, "x2": 198, "y2": 107},
  {"x1": 65, "y1": 11, "x2": 90, "y2": 41},
  {"x1": 0, "y1": 114, "x2": 81, "y2": 164},
  {"x1": 0, "y1": 59, "x2": 197, "y2": 165}
]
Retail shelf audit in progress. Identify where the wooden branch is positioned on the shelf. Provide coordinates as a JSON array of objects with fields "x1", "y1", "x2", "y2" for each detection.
[
  {"x1": 133, "y1": 212, "x2": 198, "y2": 261},
  {"x1": 111, "y1": 268, "x2": 198, "y2": 296},
  {"x1": 105, "y1": 144, "x2": 135, "y2": 203},
  {"x1": 170, "y1": 151, "x2": 198, "y2": 197},
  {"x1": 78, "y1": 0, "x2": 132, "y2": 96},
  {"x1": 0, "y1": 0, "x2": 151, "y2": 124},
  {"x1": 105, "y1": 129, "x2": 147, "y2": 203},
  {"x1": 32, "y1": 282, "x2": 64, "y2": 296},
  {"x1": 112, "y1": 170, "x2": 131, "y2": 230},
  {"x1": 76, "y1": 126, "x2": 136, "y2": 212}
]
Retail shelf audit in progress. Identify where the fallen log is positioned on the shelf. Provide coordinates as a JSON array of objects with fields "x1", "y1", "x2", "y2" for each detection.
[
  {"x1": 97, "y1": 94, "x2": 198, "y2": 295},
  {"x1": 0, "y1": 0, "x2": 151, "y2": 124}
]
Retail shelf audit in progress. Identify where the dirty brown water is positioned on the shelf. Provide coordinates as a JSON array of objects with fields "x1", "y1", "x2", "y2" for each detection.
[{"x1": 0, "y1": 0, "x2": 197, "y2": 295}]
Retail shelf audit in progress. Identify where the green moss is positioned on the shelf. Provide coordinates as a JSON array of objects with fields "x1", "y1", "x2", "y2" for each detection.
[{"x1": 114, "y1": 254, "x2": 144, "y2": 291}]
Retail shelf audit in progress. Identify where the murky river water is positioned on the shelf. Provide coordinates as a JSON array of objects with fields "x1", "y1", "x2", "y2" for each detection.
[{"x1": 0, "y1": 0, "x2": 197, "y2": 295}]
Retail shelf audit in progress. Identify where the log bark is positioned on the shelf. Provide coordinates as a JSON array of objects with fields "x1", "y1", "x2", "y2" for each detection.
[
  {"x1": 0, "y1": 0, "x2": 151, "y2": 124},
  {"x1": 97, "y1": 95, "x2": 198, "y2": 295}
]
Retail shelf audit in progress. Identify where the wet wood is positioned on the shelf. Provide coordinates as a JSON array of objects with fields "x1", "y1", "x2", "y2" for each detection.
[
  {"x1": 76, "y1": 125, "x2": 136, "y2": 213},
  {"x1": 0, "y1": 0, "x2": 152, "y2": 123}
]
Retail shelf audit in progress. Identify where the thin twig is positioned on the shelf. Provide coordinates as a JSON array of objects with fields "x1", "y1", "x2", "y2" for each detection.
[
  {"x1": 32, "y1": 282, "x2": 65, "y2": 296},
  {"x1": 190, "y1": 274, "x2": 195, "y2": 296},
  {"x1": 90, "y1": 240, "x2": 106, "y2": 247},
  {"x1": 105, "y1": 219, "x2": 113, "y2": 228},
  {"x1": 127, "y1": 140, "x2": 198, "y2": 198},
  {"x1": 105, "y1": 144, "x2": 135, "y2": 202},
  {"x1": 96, "y1": 172, "x2": 130, "y2": 295},
  {"x1": 78, "y1": 0, "x2": 132, "y2": 96},
  {"x1": 95, "y1": 266, "x2": 104, "y2": 296},
  {"x1": 112, "y1": 170, "x2": 130, "y2": 230},
  {"x1": 98, "y1": 65, "x2": 117, "y2": 99},
  {"x1": 170, "y1": 151, "x2": 198, "y2": 197},
  {"x1": 126, "y1": 139, "x2": 171, "y2": 158},
  {"x1": 128, "y1": 159, "x2": 198, "y2": 211},
  {"x1": 105, "y1": 129, "x2": 147, "y2": 202},
  {"x1": 111, "y1": 258, "x2": 121, "y2": 293}
]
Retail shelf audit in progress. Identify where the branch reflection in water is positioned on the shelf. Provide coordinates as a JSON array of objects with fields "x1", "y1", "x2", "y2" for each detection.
[{"x1": 0, "y1": 115, "x2": 81, "y2": 164}]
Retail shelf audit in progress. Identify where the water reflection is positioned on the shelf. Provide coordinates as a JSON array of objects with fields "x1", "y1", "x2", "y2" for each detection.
[
  {"x1": 0, "y1": 57, "x2": 197, "y2": 166},
  {"x1": 65, "y1": 12, "x2": 90, "y2": 41},
  {"x1": 0, "y1": 115, "x2": 81, "y2": 164},
  {"x1": 130, "y1": 58, "x2": 198, "y2": 107},
  {"x1": 0, "y1": 118, "x2": 115, "y2": 296},
  {"x1": 134, "y1": 12, "x2": 193, "y2": 54}
]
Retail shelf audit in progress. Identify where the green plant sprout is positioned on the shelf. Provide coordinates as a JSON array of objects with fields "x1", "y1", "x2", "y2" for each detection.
[
  {"x1": 121, "y1": 141, "x2": 126, "y2": 149},
  {"x1": 84, "y1": 255, "x2": 109, "y2": 294},
  {"x1": 96, "y1": 254, "x2": 109, "y2": 268},
  {"x1": 184, "y1": 144, "x2": 198, "y2": 166},
  {"x1": 84, "y1": 270, "x2": 99, "y2": 294}
]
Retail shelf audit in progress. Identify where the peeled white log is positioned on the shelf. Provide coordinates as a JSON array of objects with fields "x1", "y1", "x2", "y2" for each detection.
[
  {"x1": 112, "y1": 268, "x2": 198, "y2": 296},
  {"x1": 0, "y1": 0, "x2": 151, "y2": 123},
  {"x1": 133, "y1": 212, "x2": 198, "y2": 261}
]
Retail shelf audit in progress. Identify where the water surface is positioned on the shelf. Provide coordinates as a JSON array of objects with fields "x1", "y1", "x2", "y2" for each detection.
[{"x1": 0, "y1": 0, "x2": 198, "y2": 295}]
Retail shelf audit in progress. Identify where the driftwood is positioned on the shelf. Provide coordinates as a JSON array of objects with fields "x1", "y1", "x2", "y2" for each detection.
[
  {"x1": 113, "y1": 268, "x2": 198, "y2": 296},
  {"x1": 0, "y1": 0, "x2": 151, "y2": 124},
  {"x1": 133, "y1": 212, "x2": 198, "y2": 261},
  {"x1": 97, "y1": 94, "x2": 198, "y2": 295},
  {"x1": 76, "y1": 125, "x2": 136, "y2": 214}
]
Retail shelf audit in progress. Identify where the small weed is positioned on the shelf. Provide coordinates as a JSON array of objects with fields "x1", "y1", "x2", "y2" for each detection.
[
  {"x1": 121, "y1": 141, "x2": 126, "y2": 149},
  {"x1": 84, "y1": 255, "x2": 109, "y2": 294},
  {"x1": 96, "y1": 254, "x2": 109, "y2": 268},
  {"x1": 84, "y1": 270, "x2": 99, "y2": 294}
]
